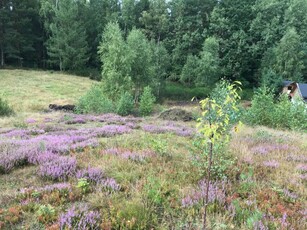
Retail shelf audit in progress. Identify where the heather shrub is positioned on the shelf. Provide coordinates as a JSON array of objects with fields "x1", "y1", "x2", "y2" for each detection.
[
  {"x1": 76, "y1": 84, "x2": 114, "y2": 114},
  {"x1": 139, "y1": 86, "x2": 156, "y2": 116},
  {"x1": 59, "y1": 205, "x2": 101, "y2": 229},
  {"x1": 0, "y1": 97, "x2": 14, "y2": 117},
  {"x1": 39, "y1": 156, "x2": 77, "y2": 180},
  {"x1": 116, "y1": 91, "x2": 134, "y2": 116}
]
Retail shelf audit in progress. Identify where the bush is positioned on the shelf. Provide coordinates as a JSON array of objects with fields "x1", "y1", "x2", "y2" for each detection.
[
  {"x1": 244, "y1": 87, "x2": 307, "y2": 130},
  {"x1": 75, "y1": 84, "x2": 114, "y2": 114},
  {"x1": 244, "y1": 87, "x2": 275, "y2": 126},
  {"x1": 139, "y1": 86, "x2": 156, "y2": 116},
  {"x1": 0, "y1": 97, "x2": 14, "y2": 117},
  {"x1": 116, "y1": 92, "x2": 134, "y2": 116}
]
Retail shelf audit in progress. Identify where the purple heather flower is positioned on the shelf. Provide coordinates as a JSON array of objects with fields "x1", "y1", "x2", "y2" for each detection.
[
  {"x1": 182, "y1": 179, "x2": 227, "y2": 208},
  {"x1": 76, "y1": 167, "x2": 104, "y2": 184},
  {"x1": 20, "y1": 183, "x2": 71, "y2": 194},
  {"x1": 251, "y1": 146, "x2": 269, "y2": 155},
  {"x1": 296, "y1": 164, "x2": 307, "y2": 172},
  {"x1": 142, "y1": 124, "x2": 195, "y2": 137},
  {"x1": 39, "y1": 156, "x2": 77, "y2": 180},
  {"x1": 26, "y1": 118, "x2": 36, "y2": 124},
  {"x1": 299, "y1": 174, "x2": 307, "y2": 180},
  {"x1": 263, "y1": 160, "x2": 279, "y2": 168},
  {"x1": 99, "y1": 178, "x2": 121, "y2": 191},
  {"x1": 283, "y1": 189, "x2": 298, "y2": 200},
  {"x1": 281, "y1": 212, "x2": 288, "y2": 228},
  {"x1": 59, "y1": 204, "x2": 100, "y2": 230},
  {"x1": 286, "y1": 154, "x2": 307, "y2": 163},
  {"x1": 253, "y1": 219, "x2": 268, "y2": 230}
]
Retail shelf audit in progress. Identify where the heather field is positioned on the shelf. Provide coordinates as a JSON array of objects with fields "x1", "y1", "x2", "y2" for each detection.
[
  {"x1": 0, "y1": 112, "x2": 306, "y2": 229},
  {"x1": 0, "y1": 71, "x2": 306, "y2": 229}
]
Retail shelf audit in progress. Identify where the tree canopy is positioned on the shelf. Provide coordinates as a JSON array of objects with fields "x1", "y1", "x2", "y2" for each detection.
[{"x1": 1, "y1": 0, "x2": 307, "y2": 85}]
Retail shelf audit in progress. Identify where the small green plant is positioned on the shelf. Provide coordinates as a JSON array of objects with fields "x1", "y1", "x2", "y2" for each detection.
[
  {"x1": 36, "y1": 204, "x2": 56, "y2": 224},
  {"x1": 0, "y1": 97, "x2": 14, "y2": 117},
  {"x1": 139, "y1": 86, "x2": 156, "y2": 116},
  {"x1": 116, "y1": 91, "x2": 134, "y2": 116},
  {"x1": 77, "y1": 178, "x2": 90, "y2": 194},
  {"x1": 76, "y1": 84, "x2": 114, "y2": 114},
  {"x1": 149, "y1": 137, "x2": 169, "y2": 158}
]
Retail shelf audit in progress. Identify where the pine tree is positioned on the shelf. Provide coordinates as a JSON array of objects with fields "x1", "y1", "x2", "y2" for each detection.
[{"x1": 45, "y1": 0, "x2": 89, "y2": 71}]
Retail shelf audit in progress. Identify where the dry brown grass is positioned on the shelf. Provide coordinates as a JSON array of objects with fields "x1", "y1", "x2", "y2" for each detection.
[{"x1": 230, "y1": 125, "x2": 307, "y2": 197}]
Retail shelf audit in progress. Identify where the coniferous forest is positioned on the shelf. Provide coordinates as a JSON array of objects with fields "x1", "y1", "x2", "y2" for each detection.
[{"x1": 1, "y1": 0, "x2": 307, "y2": 87}]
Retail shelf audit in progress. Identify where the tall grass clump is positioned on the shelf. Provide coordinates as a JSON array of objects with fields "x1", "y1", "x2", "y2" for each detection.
[
  {"x1": 244, "y1": 87, "x2": 307, "y2": 130},
  {"x1": 0, "y1": 97, "x2": 14, "y2": 117},
  {"x1": 139, "y1": 86, "x2": 156, "y2": 116},
  {"x1": 75, "y1": 84, "x2": 114, "y2": 114}
]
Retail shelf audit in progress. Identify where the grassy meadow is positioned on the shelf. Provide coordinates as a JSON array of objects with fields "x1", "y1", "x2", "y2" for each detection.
[
  {"x1": 0, "y1": 70, "x2": 92, "y2": 127},
  {"x1": 0, "y1": 70, "x2": 306, "y2": 229}
]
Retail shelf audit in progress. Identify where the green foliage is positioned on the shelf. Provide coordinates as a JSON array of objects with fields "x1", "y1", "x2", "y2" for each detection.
[
  {"x1": 127, "y1": 28, "x2": 154, "y2": 100},
  {"x1": 180, "y1": 55, "x2": 200, "y2": 85},
  {"x1": 77, "y1": 178, "x2": 90, "y2": 194},
  {"x1": 197, "y1": 36, "x2": 221, "y2": 86},
  {"x1": 162, "y1": 82, "x2": 211, "y2": 100},
  {"x1": 232, "y1": 200, "x2": 263, "y2": 228},
  {"x1": 245, "y1": 87, "x2": 307, "y2": 130},
  {"x1": 198, "y1": 80, "x2": 242, "y2": 143},
  {"x1": 116, "y1": 91, "x2": 134, "y2": 116},
  {"x1": 99, "y1": 22, "x2": 132, "y2": 101},
  {"x1": 76, "y1": 84, "x2": 114, "y2": 114},
  {"x1": 149, "y1": 137, "x2": 169, "y2": 158},
  {"x1": 139, "y1": 86, "x2": 156, "y2": 116},
  {"x1": 36, "y1": 204, "x2": 56, "y2": 224},
  {"x1": 0, "y1": 97, "x2": 14, "y2": 117},
  {"x1": 260, "y1": 68, "x2": 283, "y2": 93},
  {"x1": 43, "y1": 0, "x2": 89, "y2": 71},
  {"x1": 273, "y1": 28, "x2": 305, "y2": 81},
  {"x1": 244, "y1": 87, "x2": 275, "y2": 127},
  {"x1": 150, "y1": 42, "x2": 170, "y2": 98},
  {"x1": 192, "y1": 140, "x2": 235, "y2": 180}
]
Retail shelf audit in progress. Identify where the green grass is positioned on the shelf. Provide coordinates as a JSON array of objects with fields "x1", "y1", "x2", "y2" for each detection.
[
  {"x1": 0, "y1": 69, "x2": 93, "y2": 113},
  {"x1": 0, "y1": 69, "x2": 93, "y2": 127}
]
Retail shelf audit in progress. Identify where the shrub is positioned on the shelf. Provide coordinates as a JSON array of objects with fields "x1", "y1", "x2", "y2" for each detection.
[
  {"x1": 116, "y1": 91, "x2": 134, "y2": 116},
  {"x1": 244, "y1": 87, "x2": 275, "y2": 126},
  {"x1": 139, "y1": 86, "x2": 156, "y2": 116},
  {"x1": 39, "y1": 156, "x2": 76, "y2": 180},
  {"x1": 244, "y1": 87, "x2": 307, "y2": 130},
  {"x1": 75, "y1": 84, "x2": 114, "y2": 114},
  {"x1": 0, "y1": 97, "x2": 14, "y2": 117},
  {"x1": 59, "y1": 205, "x2": 101, "y2": 230}
]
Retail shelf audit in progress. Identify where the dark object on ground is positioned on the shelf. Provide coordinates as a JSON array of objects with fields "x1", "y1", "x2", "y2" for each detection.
[
  {"x1": 159, "y1": 108, "x2": 194, "y2": 122},
  {"x1": 49, "y1": 104, "x2": 75, "y2": 112}
]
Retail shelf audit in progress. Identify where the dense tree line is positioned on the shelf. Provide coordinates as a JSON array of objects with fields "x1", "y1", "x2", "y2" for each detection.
[{"x1": 1, "y1": 0, "x2": 307, "y2": 86}]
